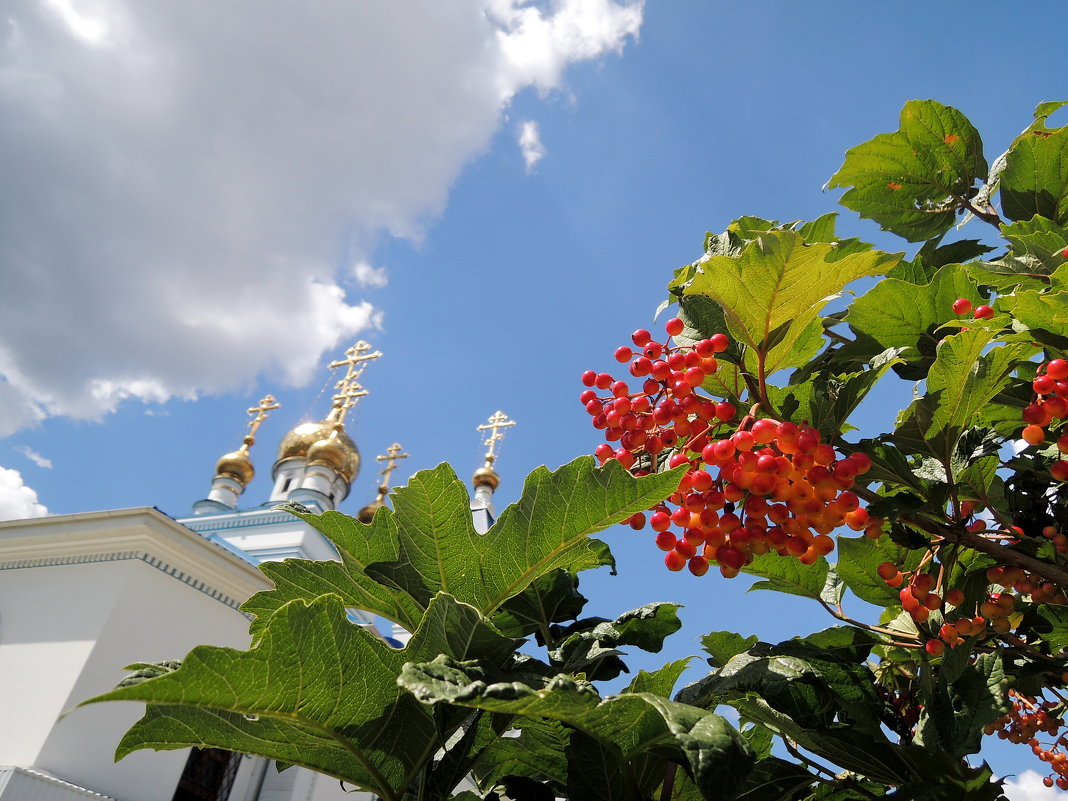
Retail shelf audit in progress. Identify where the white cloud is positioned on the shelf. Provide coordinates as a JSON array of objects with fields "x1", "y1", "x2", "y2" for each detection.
[
  {"x1": 518, "y1": 120, "x2": 546, "y2": 171},
  {"x1": 0, "y1": 0, "x2": 643, "y2": 432},
  {"x1": 16, "y1": 446, "x2": 53, "y2": 469},
  {"x1": 0, "y1": 466, "x2": 48, "y2": 520},
  {"x1": 1003, "y1": 770, "x2": 1060, "y2": 800},
  {"x1": 353, "y1": 261, "x2": 389, "y2": 289}
]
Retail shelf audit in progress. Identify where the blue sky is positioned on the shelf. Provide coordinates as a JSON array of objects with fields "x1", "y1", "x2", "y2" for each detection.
[{"x1": 2, "y1": 2, "x2": 1066, "y2": 796}]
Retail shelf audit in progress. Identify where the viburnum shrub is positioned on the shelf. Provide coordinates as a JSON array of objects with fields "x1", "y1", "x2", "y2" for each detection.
[{"x1": 90, "y1": 99, "x2": 1068, "y2": 801}]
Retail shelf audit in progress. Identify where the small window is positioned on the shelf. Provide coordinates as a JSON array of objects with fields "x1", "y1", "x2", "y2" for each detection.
[
  {"x1": 172, "y1": 747, "x2": 240, "y2": 801},
  {"x1": 281, "y1": 477, "x2": 292, "y2": 492}
]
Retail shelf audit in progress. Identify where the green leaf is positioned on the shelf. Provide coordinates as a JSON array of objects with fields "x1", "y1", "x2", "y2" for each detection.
[
  {"x1": 684, "y1": 231, "x2": 898, "y2": 374},
  {"x1": 1035, "y1": 605, "x2": 1068, "y2": 654},
  {"x1": 1001, "y1": 112, "x2": 1068, "y2": 224},
  {"x1": 474, "y1": 717, "x2": 572, "y2": 798},
  {"x1": 828, "y1": 100, "x2": 987, "y2": 241},
  {"x1": 796, "y1": 627, "x2": 881, "y2": 663},
  {"x1": 681, "y1": 638, "x2": 884, "y2": 735},
  {"x1": 549, "y1": 603, "x2": 683, "y2": 681},
  {"x1": 999, "y1": 215, "x2": 1068, "y2": 272},
  {"x1": 735, "y1": 758, "x2": 816, "y2": 801},
  {"x1": 699, "y1": 631, "x2": 759, "y2": 670},
  {"x1": 744, "y1": 549, "x2": 829, "y2": 600},
  {"x1": 401, "y1": 659, "x2": 754, "y2": 801},
  {"x1": 429, "y1": 710, "x2": 513, "y2": 800},
  {"x1": 898, "y1": 329, "x2": 1029, "y2": 466},
  {"x1": 565, "y1": 731, "x2": 639, "y2": 801},
  {"x1": 244, "y1": 459, "x2": 682, "y2": 633},
  {"x1": 492, "y1": 569, "x2": 591, "y2": 640},
  {"x1": 846, "y1": 264, "x2": 983, "y2": 379},
  {"x1": 1000, "y1": 289, "x2": 1068, "y2": 351},
  {"x1": 86, "y1": 593, "x2": 516, "y2": 800},
  {"x1": 622, "y1": 658, "x2": 693, "y2": 696},
  {"x1": 915, "y1": 652, "x2": 1009, "y2": 758},
  {"x1": 835, "y1": 535, "x2": 927, "y2": 606},
  {"x1": 765, "y1": 348, "x2": 904, "y2": 437}
]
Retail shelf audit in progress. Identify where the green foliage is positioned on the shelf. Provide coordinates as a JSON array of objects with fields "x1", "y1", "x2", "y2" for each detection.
[{"x1": 93, "y1": 99, "x2": 1068, "y2": 800}]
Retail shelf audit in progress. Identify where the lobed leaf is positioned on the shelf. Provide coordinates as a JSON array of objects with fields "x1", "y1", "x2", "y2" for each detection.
[
  {"x1": 828, "y1": 100, "x2": 987, "y2": 241},
  {"x1": 244, "y1": 459, "x2": 681, "y2": 634},
  {"x1": 684, "y1": 231, "x2": 898, "y2": 375}
]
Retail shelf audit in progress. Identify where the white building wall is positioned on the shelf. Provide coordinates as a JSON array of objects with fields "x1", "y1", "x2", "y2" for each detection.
[{"x1": 34, "y1": 559, "x2": 258, "y2": 801}]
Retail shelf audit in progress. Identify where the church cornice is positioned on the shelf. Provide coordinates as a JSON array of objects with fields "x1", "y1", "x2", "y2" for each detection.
[{"x1": 0, "y1": 508, "x2": 270, "y2": 613}]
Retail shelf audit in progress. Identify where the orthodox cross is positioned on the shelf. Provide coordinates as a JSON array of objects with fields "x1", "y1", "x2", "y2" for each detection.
[
  {"x1": 375, "y1": 443, "x2": 409, "y2": 494},
  {"x1": 328, "y1": 341, "x2": 382, "y2": 391},
  {"x1": 326, "y1": 341, "x2": 381, "y2": 423},
  {"x1": 477, "y1": 411, "x2": 516, "y2": 467},
  {"x1": 241, "y1": 394, "x2": 280, "y2": 450}
]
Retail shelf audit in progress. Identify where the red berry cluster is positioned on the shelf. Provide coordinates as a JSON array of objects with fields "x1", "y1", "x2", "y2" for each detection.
[
  {"x1": 582, "y1": 319, "x2": 879, "y2": 577},
  {"x1": 878, "y1": 560, "x2": 1068, "y2": 656},
  {"x1": 987, "y1": 689, "x2": 1068, "y2": 789},
  {"x1": 1021, "y1": 358, "x2": 1068, "y2": 481}
]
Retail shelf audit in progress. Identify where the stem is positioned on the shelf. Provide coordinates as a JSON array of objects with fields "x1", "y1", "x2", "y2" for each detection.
[
  {"x1": 816, "y1": 597, "x2": 921, "y2": 642},
  {"x1": 784, "y1": 739, "x2": 835, "y2": 779},
  {"x1": 658, "y1": 763, "x2": 678, "y2": 801},
  {"x1": 959, "y1": 196, "x2": 1004, "y2": 229},
  {"x1": 852, "y1": 485, "x2": 1068, "y2": 589}
]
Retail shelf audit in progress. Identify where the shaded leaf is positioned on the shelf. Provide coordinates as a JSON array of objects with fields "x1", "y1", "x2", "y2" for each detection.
[
  {"x1": 549, "y1": 603, "x2": 682, "y2": 681},
  {"x1": 493, "y1": 569, "x2": 591, "y2": 641},
  {"x1": 401, "y1": 659, "x2": 754, "y2": 801},
  {"x1": 699, "y1": 631, "x2": 759, "y2": 670},
  {"x1": 1001, "y1": 113, "x2": 1068, "y2": 224}
]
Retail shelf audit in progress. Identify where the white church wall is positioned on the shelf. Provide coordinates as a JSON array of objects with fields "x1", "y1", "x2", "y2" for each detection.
[
  {"x1": 36, "y1": 556, "x2": 261, "y2": 801},
  {"x1": 0, "y1": 560, "x2": 126, "y2": 766}
]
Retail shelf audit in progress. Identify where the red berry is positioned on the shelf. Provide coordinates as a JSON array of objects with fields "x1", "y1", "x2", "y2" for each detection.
[
  {"x1": 1034, "y1": 375, "x2": 1056, "y2": 395},
  {"x1": 974, "y1": 305, "x2": 994, "y2": 319},
  {"x1": 631, "y1": 329, "x2": 652, "y2": 347},
  {"x1": 664, "y1": 550, "x2": 687, "y2": 571},
  {"x1": 1048, "y1": 359, "x2": 1068, "y2": 380},
  {"x1": 714, "y1": 401, "x2": 736, "y2": 421},
  {"x1": 581, "y1": 370, "x2": 597, "y2": 387},
  {"x1": 1052, "y1": 461, "x2": 1068, "y2": 482},
  {"x1": 925, "y1": 639, "x2": 945, "y2": 657},
  {"x1": 614, "y1": 346, "x2": 633, "y2": 363},
  {"x1": 688, "y1": 556, "x2": 709, "y2": 576},
  {"x1": 665, "y1": 317, "x2": 684, "y2": 337},
  {"x1": 1023, "y1": 403, "x2": 1052, "y2": 426},
  {"x1": 952, "y1": 298, "x2": 972, "y2": 315},
  {"x1": 1022, "y1": 424, "x2": 1046, "y2": 446},
  {"x1": 710, "y1": 333, "x2": 730, "y2": 352}
]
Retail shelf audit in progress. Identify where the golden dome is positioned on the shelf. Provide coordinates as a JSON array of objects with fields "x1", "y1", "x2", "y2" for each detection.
[
  {"x1": 215, "y1": 449, "x2": 254, "y2": 486},
  {"x1": 307, "y1": 433, "x2": 360, "y2": 481},
  {"x1": 275, "y1": 421, "x2": 339, "y2": 463},
  {"x1": 356, "y1": 495, "x2": 386, "y2": 524},
  {"x1": 472, "y1": 465, "x2": 500, "y2": 490}
]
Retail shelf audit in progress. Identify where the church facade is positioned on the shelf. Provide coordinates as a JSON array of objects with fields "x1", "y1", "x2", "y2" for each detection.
[{"x1": 0, "y1": 342, "x2": 509, "y2": 801}]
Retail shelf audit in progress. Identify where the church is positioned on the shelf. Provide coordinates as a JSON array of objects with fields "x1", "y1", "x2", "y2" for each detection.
[{"x1": 0, "y1": 341, "x2": 513, "y2": 801}]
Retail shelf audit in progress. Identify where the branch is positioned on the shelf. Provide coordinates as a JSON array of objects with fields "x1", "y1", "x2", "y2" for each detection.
[{"x1": 853, "y1": 484, "x2": 1068, "y2": 588}]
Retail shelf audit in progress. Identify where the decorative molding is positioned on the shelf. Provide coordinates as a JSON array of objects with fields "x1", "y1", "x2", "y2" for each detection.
[
  {"x1": 0, "y1": 551, "x2": 248, "y2": 613},
  {"x1": 179, "y1": 510, "x2": 299, "y2": 533},
  {"x1": 0, "y1": 766, "x2": 124, "y2": 800}
]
